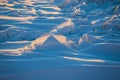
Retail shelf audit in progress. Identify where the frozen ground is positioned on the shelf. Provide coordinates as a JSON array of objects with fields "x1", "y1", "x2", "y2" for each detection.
[{"x1": 0, "y1": 0, "x2": 120, "y2": 80}]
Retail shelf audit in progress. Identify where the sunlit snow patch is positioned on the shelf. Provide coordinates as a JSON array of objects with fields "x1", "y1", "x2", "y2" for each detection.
[{"x1": 19, "y1": 34, "x2": 76, "y2": 53}]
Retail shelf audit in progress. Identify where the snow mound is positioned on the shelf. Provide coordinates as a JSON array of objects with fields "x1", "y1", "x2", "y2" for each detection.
[
  {"x1": 51, "y1": 19, "x2": 75, "y2": 35},
  {"x1": 20, "y1": 34, "x2": 76, "y2": 53}
]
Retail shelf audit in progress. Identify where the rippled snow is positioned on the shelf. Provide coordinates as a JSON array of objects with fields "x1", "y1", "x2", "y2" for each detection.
[{"x1": 0, "y1": 0, "x2": 120, "y2": 68}]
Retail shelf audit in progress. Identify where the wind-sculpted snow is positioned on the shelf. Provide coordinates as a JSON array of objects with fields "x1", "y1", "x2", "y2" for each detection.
[
  {"x1": 20, "y1": 34, "x2": 76, "y2": 53},
  {"x1": 0, "y1": 0, "x2": 120, "y2": 68}
]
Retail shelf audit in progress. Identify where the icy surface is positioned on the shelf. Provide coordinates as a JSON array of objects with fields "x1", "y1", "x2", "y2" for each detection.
[{"x1": 0, "y1": 0, "x2": 120, "y2": 80}]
